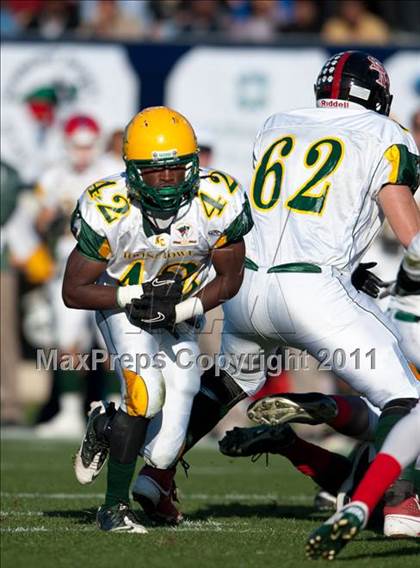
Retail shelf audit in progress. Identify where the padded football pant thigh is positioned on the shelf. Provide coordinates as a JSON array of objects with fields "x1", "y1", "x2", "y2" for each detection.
[
  {"x1": 266, "y1": 271, "x2": 419, "y2": 410},
  {"x1": 142, "y1": 327, "x2": 202, "y2": 469},
  {"x1": 96, "y1": 309, "x2": 165, "y2": 418},
  {"x1": 219, "y1": 270, "x2": 276, "y2": 394}
]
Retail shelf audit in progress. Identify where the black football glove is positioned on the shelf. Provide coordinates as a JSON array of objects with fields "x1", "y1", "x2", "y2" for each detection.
[
  {"x1": 127, "y1": 296, "x2": 177, "y2": 332},
  {"x1": 126, "y1": 272, "x2": 183, "y2": 332},
  {"x1": 351, "y1": 262, "x2": 387, "y2": 298},
  {"x1": 141, "y1": 273, "x2": 183, "y2": 302}
]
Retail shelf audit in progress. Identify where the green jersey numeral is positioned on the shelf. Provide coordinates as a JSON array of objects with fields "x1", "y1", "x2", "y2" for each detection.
[
  {"x1": 251, "y1": 136, "x2": 294, "y2": 211},
  {"x1": 96, "y1": 194, "x2": 130, "y2": 224},
  {"x1": 286, "y1": 138, "x2": 344, "y2": 215},
  {"x1": 251, "y1": 136, "x2": 345, "y2": 215}
]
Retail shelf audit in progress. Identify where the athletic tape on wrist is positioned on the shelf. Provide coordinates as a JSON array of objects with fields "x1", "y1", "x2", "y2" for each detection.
[
  {"x1": 116, "y1": 285, "x2": 144, "y2": 308},
  {"x1": 175, "y1": 297, "x2": 204, "y2": 324}
]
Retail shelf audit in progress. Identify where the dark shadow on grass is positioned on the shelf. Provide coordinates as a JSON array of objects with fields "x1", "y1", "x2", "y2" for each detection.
[
  {"x1": 43, "y1": 508, "x2": 157, "y2": 528},
  {"x1": 184, "y1": 502, "x2": 324, "y2": 522},
  {"x1": 343, "y1": 545, "x2": 420, "y2": 561},
  {"x1": 43, "y1": 508, "x2": 97, "y2": 525}
]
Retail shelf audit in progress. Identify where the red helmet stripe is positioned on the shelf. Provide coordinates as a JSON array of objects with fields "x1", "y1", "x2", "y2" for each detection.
[{"x1": 331, "y1": 52, "x2": 352, "y2": 99}]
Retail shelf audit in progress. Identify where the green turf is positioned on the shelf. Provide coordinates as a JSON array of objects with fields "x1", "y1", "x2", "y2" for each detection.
[{"x1": 1, "y1": 439, "x2": 418, "y2": 568}]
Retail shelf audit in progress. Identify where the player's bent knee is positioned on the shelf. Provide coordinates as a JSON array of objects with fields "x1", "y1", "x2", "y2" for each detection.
[
  {"x1": 145, "y1": 441, "x2": 183, "y2": 470},
  {"x1": 121, "y1": 368, "x2": 162, "y2": 418}
]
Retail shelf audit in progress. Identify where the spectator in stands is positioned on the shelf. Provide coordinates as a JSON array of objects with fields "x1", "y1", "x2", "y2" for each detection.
[
  {"x1": 175, "y1": 0, "x2": 226, "y2": 36},
  {"x1": 322, "y1": 0, "x2": 390, "y2": 45},
  {"x1": 281, "y1": 0, "x2": 321, "y2": 35},
  {"x1": 1, "y1": 1, "x2": 23, "y2": 36},
  {"x1": 26, "y1": 0, "x2": 80, "y2": 39},
  {"x1": 230, "y1": 0, "x2": 282, "y2": 41},
  {"x1": 79, "y1": 0, "x2": 144, "y2": 40},
  {"x1": 2, "y1": 0, "x2": 42, "y2": 36},
  {"x1": 411, "y1": 109, "x2": 420, "y2": 152},
  {"x1": 145, "y1": 0, "x2": 182, "y2": 39},
  {"x1": 225, "y1": 0, "x2": 251, "y2": 25}
]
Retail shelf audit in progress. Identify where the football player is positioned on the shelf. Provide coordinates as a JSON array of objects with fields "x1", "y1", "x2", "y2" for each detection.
[
  {"x1": 65, "y1": 106, "x2": 253, "y2": 532},
  {"x1": 214, "y1": 49, "x2": 419, "y2": 529},
  {"x1": 306, "y1": 400, "x2": 420, "y2": 559}
]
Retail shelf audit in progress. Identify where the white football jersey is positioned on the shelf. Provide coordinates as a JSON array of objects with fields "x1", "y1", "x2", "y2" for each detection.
[
  {"x1": 71, "y1": 168, "x2": 252, "y2": 297},
  {"x1": 247, "y1": 105, "x2": 419, "y2": 271}
]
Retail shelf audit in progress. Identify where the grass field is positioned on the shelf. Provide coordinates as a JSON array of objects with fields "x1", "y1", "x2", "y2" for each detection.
[{"x1": 1, "y1": 439, "x2": 419, "y2": 568}]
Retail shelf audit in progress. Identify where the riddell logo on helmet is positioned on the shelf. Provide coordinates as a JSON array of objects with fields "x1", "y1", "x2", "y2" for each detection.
[{"x1": 319, "y1": 99, "x2": 349, "y2": 108}]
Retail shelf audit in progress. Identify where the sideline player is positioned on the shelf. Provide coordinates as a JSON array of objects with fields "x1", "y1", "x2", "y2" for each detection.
[
  {"x1": 64, "y1": 106, "x2": 253, "y2": 532},
  {"x1": 34, "y1": 115, "x2": 117, "y2": 437}
]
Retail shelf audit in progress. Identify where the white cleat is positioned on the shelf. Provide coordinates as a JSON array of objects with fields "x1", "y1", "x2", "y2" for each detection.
[{"x1": 74, "y1": 401, "x2": 115, "y2": 485}]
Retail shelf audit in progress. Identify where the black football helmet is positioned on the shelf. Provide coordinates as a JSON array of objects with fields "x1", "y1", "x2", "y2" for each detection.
[{"x1": 314, "y1": 51, "x2": 393, "y2": 116}]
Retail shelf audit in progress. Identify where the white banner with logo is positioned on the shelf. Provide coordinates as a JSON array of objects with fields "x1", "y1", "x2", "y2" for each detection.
[
  {"x1": 1, "y1": 43, "x2": 139, "y2": 182},
  {"x1": 166, "y1": 47, "x2": 327, "y2": 185}
]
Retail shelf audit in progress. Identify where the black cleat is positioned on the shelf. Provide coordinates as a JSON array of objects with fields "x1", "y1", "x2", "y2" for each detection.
[
  {"x1": 248, "y1": 393, "x2": 338, "y2": 426},
  {"x1": 219, "y1": 423, "x2": 296, "y2": 457},
  {"x1": 97, "y1": 502, "x2": 147, "y2": 533}
]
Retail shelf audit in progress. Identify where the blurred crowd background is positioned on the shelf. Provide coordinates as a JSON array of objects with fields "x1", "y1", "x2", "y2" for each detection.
[
  {"x1": 1, "y1": 0, "x2": 419, "y2": 43},
  {"x1": 1, "y1": 1, "x2": 419, "y2": 449}
]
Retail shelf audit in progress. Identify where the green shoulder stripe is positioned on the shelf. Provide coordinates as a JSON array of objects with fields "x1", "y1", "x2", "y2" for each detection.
[
  {"x1": 384, "y1": 144, "x2": 420, "y2": 193},
  {"x1": 71, "y1": 205, "x2": 111, "y2": 262},
  {"x1": 215, "y1": 197, "x2": 254, "y2": 248}
]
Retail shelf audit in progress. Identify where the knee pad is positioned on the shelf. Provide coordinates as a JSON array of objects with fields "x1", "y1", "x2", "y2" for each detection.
[
  {"x1": 110, "y1": 409, "x2": 149, "y2": 464},
  {"x1": 200, "y1": 367, "x2": 246, "y2": 411},
  {"x1": 382, "y1": 397, "x2": 418, "y2": 418}
]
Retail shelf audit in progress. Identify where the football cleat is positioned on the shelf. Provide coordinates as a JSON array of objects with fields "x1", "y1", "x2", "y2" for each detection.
[
  {"x1": 97, "y1": 502, "x2": 147, "y2": 533},
  {"x1": 305, "y1": 501, "x2": 368, "y2": 560},
  {"x1": 314, "y1": 489, "x2": 337, "y2": 513},
  {"x1": 247, "y1": 392, "x2": 338, "y2": 426},
  {"x1": 132, "y1": 465, "x2": 183, "y2": 526},
  {"x1": 74, "y1": 401, "x2": 116, "y2": 485},
  {"x1": 383, "y1": 495, "x2": 420, "y2": 538},
  {"x1": 219, "y1": 423, "x2": 296, "y2": 457},
  {"x1": 336, "y1": 442, "x2": 375, "y2": 510}
]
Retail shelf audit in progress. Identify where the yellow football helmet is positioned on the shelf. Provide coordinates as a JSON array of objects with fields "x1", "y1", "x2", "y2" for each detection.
[{"x1": 123, "y1": 106, "x2": 200, "y2": 216}]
